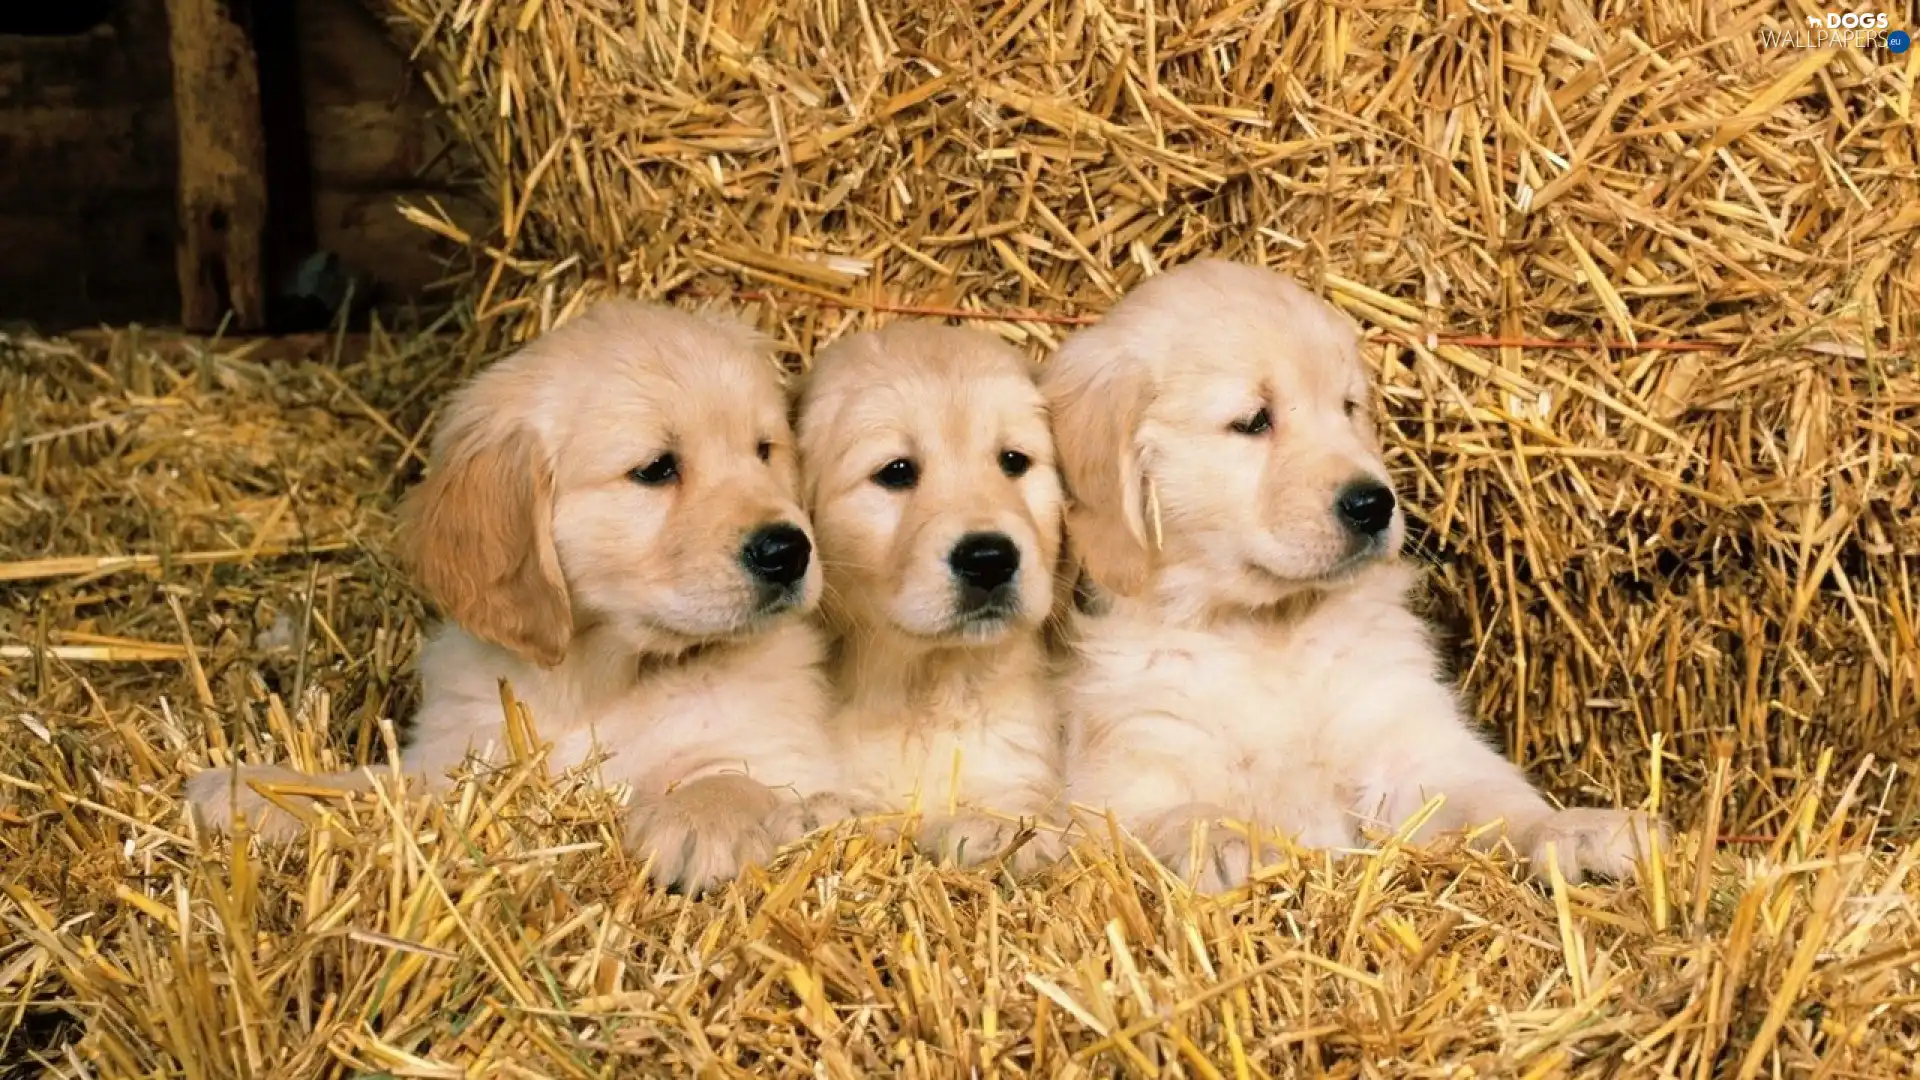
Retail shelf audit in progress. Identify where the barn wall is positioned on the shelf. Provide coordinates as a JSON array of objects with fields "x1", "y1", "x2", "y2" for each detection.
[
  {"x1": 0, "y1": 0, "x2": 179, "y2": 331},
  {"x1": 297, "y1": 0, "x2": 491, "y2": 311},
  {"x1": 0, "y1": 0, "x2": 488, "y2": 334}
]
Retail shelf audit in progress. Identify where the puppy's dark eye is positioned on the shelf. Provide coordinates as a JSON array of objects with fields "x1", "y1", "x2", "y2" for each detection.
[
  {"x1": 999, "y1": 450, "x2": 1032, "y2": 478},
  {"x1": 1230, "y1": 407, "x2": 1272, "y2": 436},
  {"x1": 756, "y1": 440, "x2": 773, "y2": 462},
  {"x1": 873, "y1": 458, "x2": 919, "y2": 490},
  {"x1": 1343, "y1": 400, "x2": 1360, "y2": 418},
  {"x1": 629, "y1": 453, "x2": 679, "y2": 486}
]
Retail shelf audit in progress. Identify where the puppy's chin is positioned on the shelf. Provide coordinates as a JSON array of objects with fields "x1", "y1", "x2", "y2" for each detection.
[
  {"x1": 883, "y1": 598, "x2": 1034, "y2": 647},
  {"x1": 1243, "y1": 523, "x2": 1403, "y2": 595},
  {"x1": 948, "y1": 607, "x2": 1028, "y2": 646},
  {"x1": 606, "y1": 588, "x2": 813, "y2": 654}
]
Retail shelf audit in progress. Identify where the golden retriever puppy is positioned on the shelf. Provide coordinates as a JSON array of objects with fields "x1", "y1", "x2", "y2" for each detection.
[
  {"x1": 185, "y1": 298, "x2": 860, "y2": 894},
  {"x1": 1041, "y1": 259, "x2": 1666, "y2": 893},
  {"x1": 795, "y1": 323, "x2": 1068, "y2": 872}
]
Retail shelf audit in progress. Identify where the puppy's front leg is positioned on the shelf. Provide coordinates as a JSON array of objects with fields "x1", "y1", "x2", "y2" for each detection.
[
  {"x1": 624, "y1": 772, "x2": 785, "y2": 894},
  {"x1": 763, "y1": 790, "x2": 889, "y2": 847},
  {"x1": 1070, "y1": 746, "x2": 1283, "y2": 893},
  {"x1": 184, "y1": 763, "x2": 387, "y2": 842},
  {"x1": 1133, "y1": 802, "x2": 1284, "y2": 894},
  {"x1": 918, "y1": 811, "x2": 1066, "y2": 874},
  {"x1": 1519, "y1": 806, "x2": 1668, "y2": 883},
  {"x1": 1382, "y1": 713, "x2": 1666, "y2": 884}
]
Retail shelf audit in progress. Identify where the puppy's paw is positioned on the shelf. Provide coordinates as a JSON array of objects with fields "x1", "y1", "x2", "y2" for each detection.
[
  {"x1": 1523, "y1": 808, "x2": 1667, "y2": 884},
  {"x1": 625, "y1": 776, "x2": 781, "y2": 895},
  {"x1": 1139, "y1": 803, "x2": 1271, "y2": 895},
  {"x1": 918, "y1": 812, "x2": 1063, "y2": 875},
  {"x1": 183, "y1": 765, "x2": 319, "y2": 843},
  {"x1": 1277, "y1": 804, "x2": 1361, "y2": 852},
  {"x1": 764, "y1": 791, "x2": 888, "y2": 847}
]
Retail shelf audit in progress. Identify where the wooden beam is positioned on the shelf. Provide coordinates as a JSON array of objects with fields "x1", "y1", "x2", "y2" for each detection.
[{"x1": 163, "y1": 0, "x2": 268, "y2": 332}]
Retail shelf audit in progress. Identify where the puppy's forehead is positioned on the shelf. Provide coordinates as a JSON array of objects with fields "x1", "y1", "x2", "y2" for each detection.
[
  {"x1": 811, "y1": 325, "x2": 1047, "y2": 441},
  {"x1": 1117, "y1": 263, "x2": 1364, "y2": 394},
  {"x1": 522, "y1": 303, "x2": 788, "y2": 461},
  {"x1": 511, "y1": 299, "x2": 784, "y2": 401},
  {"x1": 1185, "y1": 305, "x2": 1357, "y2": 389}
]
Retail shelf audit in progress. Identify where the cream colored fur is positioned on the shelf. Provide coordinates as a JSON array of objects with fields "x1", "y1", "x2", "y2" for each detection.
[
  {"x1": 185, "y1": 298, "x2": 860, "y2": 894},
  {"x1": 796, "y1": 322, "x2": 1069, "y2": 873},
  {"x1": 1041, "y1": 259, "x2": 1667, "y2": 893}
]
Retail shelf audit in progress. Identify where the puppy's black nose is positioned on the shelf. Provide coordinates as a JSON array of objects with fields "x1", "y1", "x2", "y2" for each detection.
[
  {"x1": 949, "y1": 532, "x2": 1021, "y2": 591},
  {"x1": 1335, "y1": 480, "x2": 1396, "y2": 537},
  {"x1": 741, "y1": 524, "x2": 812, "y2": 587}
]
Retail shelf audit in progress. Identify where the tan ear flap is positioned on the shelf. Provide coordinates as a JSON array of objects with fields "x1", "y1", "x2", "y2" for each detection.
[
  {"x1": 398, "y1": 414, "x2": 572, "y2": 666},
  {"x1": 1039, "y1": 334, "x2": 1154, "y2": 598},
  {"x1": 792, "y1": 334, "x2": 867, "y2": 514},
  {"x1": 790, "y1": 365, "x2": 832, "y2": 514}
]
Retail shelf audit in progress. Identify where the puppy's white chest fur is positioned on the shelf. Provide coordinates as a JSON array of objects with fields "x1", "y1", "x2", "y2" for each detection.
[
  {"x1": 828, "y1": 651, "x2": 1059, "y2": 817},
  {"x1": 1063, "y1": 563, "x2": 1456, "y2": 844},
  {"x1": 406, "y1": 620, "x2": 839, "y2": 799}
]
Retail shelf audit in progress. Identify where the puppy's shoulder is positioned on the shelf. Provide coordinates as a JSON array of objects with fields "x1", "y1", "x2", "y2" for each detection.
[
  {"x1": 409, "y1": 621, "x2": 560, "y2": 749},
  {"x1": 415, "y1": 622, "x2": 528, "y2": 702}
]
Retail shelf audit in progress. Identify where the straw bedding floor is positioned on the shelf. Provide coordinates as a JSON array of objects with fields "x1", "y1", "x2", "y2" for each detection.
[{"x1": 2, "y1": 325, "x2": 1918, "y2": 1078}]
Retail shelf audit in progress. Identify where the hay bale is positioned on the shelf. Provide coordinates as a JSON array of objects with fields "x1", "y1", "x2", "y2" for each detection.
[{"x1": 368, "y1": 0, "x2": 1920, "y2": 816}]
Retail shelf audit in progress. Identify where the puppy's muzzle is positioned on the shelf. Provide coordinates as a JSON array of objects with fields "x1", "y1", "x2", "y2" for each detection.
[
  {"x1": 741, "y1": 522, "x2": 812, "y2": 609},
  {"x1": 949, "y1": 531, "x2": 1021, "y2": 617},
  {"x1": 1334, "y1": 480, "x2": 1396, "y2": 541}
]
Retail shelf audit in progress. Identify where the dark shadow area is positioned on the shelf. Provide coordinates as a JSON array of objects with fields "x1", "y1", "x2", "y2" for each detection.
[{"x1": 0, "y1": 3, "x2": 119, "y2": 36}]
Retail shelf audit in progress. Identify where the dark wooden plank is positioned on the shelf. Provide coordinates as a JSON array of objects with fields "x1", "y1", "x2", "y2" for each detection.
[
  {"x1": 162, "y1": 0, "x2": 269, "y2": 332},
  {"x1": 0, "y1": 104, "x2": 175, "y2": 210}
]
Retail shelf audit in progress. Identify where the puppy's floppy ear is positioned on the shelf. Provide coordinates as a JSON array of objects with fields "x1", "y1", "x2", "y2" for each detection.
[
  {"x1": 790, "y1": 365, "x2": 830, "y2": 513},
  {"x1": 398, "y1": 401, "x2": 572, "y2": 666},
  {"x1": 1039, "y1": 331, "x2": 1154, "y2": 598},
  {"x1": 792, "y1": 336, "x2": 864, "y2": 512}
]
